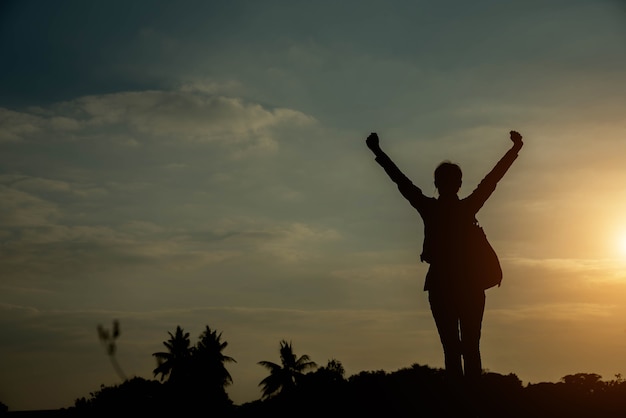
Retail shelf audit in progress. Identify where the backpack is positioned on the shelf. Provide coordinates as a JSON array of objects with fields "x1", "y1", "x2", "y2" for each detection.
[{"x1": 420, "y1": 217, "x2": 502, "y2": 290}]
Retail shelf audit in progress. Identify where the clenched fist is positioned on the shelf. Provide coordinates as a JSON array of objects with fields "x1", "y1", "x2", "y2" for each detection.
[
  {"x1": 510, "y1": 130, "x2": 523, "y2": 146},
  {"x1": 366, "y1": 132, "x2": 380, "y2": 152}
]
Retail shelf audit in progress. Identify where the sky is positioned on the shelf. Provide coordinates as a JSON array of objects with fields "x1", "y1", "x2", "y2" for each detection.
[{"x1": 1, "y1": 0, "x2": 626, "y2": 411}]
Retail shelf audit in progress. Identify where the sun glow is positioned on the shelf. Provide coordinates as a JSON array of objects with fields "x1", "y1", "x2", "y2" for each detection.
[
  {"x1": 618, "y1": 235, "x2": 626, "y2": 258},
  {"x1": 615, "y1": 229, "x2": 626, "y2": 259}
]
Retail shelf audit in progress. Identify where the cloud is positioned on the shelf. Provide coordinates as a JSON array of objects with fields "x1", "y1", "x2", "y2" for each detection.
[
  {"x1": 252, "y1": 222, "x2": 341, "y2": 262},
  {"x1": 0, "y1": 108, "x2": 45, "y2": 142},
  {"x1": 0, "y1": 174, "x2": 107, "y2": 198},
  {"x1": 194, "y1": 218, "x2": 343, "y2": 264},
  {"x1": 506, "y1": 256, "x2": 626, "y2": 283},
  {"x1": 0, "y1": 224, "x2": 240, "y2": 289},
  {"x1": 0, "y1": 86, "x2": 329, "y2": 292},
  {"x1": 0, "y1": 107, "x2": 84, "y2": 143},
  {"x1": 0, "y1": 184, "x2": 60, "y2": 227},
  {"x1": 74, "y1": 90, "x2": 315, "y2": 148},
  {"x1": 2, "y1": 88, "x2": 316, "y2": 159},
  {"x1": 331, "y1": 263, "x2": 421, "y2": 282},
  {"x1": 0, "y1": 172, "x2": 344, "y2": 292},
  {"x1": 489, "y1": 302, "x2": 618, "y2": 322}
]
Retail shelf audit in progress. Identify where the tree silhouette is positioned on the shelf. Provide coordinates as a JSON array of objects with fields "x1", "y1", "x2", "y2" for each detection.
[
  {"x1": 258, "y1": 340, "x2": 317, "y2": 399},
  {"x1": 149, "y1": 324, "x2": 236, "y2": 414},
  {"x1": 561, "y1": 373, "x2": 604, "y2": 393},
  {"x1": 314, "y1": 358, "x2": 345, "y2": 383},
  {"x1": 193, "y1": 325, "x2": 237, "y2": 389},
  {"x1": 73, "y1": 377, "x2": 165, "y2": 415},
  {"x1": 152, "y1": 326, "x2": 192, "y2": 383}
]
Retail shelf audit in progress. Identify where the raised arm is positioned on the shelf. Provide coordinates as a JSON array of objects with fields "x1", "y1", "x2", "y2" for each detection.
[
  {"x1": 484, "y1": 130, "x2": 523, "y2": 184},
  {"x1": 467, "y1": 130, "x2": 524, "y2": 211},
  {"x1": 366, "y1": 132, "x2": 426, "y2": 208}
]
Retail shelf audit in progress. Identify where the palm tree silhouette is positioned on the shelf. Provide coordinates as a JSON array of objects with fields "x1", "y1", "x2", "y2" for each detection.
[
  {"x1": 152, "y1": 326, "x2": 192, "y2": 383},
  {"x1": 258, "y1": 340, "x2": 317, "y2": 399},
  {"x1": 193, "y1": 325, "x2": 237, "y2": 389}
]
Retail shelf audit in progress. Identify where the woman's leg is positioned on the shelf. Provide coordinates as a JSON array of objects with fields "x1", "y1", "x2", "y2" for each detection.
[
  {"x1": 429, "y1": 290, "x2": 463, "y2": 381},
  {"x1": 459, "y1": 290, "x2": 486, "y2": 382}
]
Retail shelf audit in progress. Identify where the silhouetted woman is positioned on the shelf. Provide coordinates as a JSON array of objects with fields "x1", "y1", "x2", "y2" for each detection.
[{"x1": 365, "y1": 130, "x2": 523, "y2": 386}]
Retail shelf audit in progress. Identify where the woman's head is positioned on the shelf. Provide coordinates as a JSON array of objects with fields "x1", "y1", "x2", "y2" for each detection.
[{"x1": 434, "y1": 161, "x2": 462, "y2": 195}]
